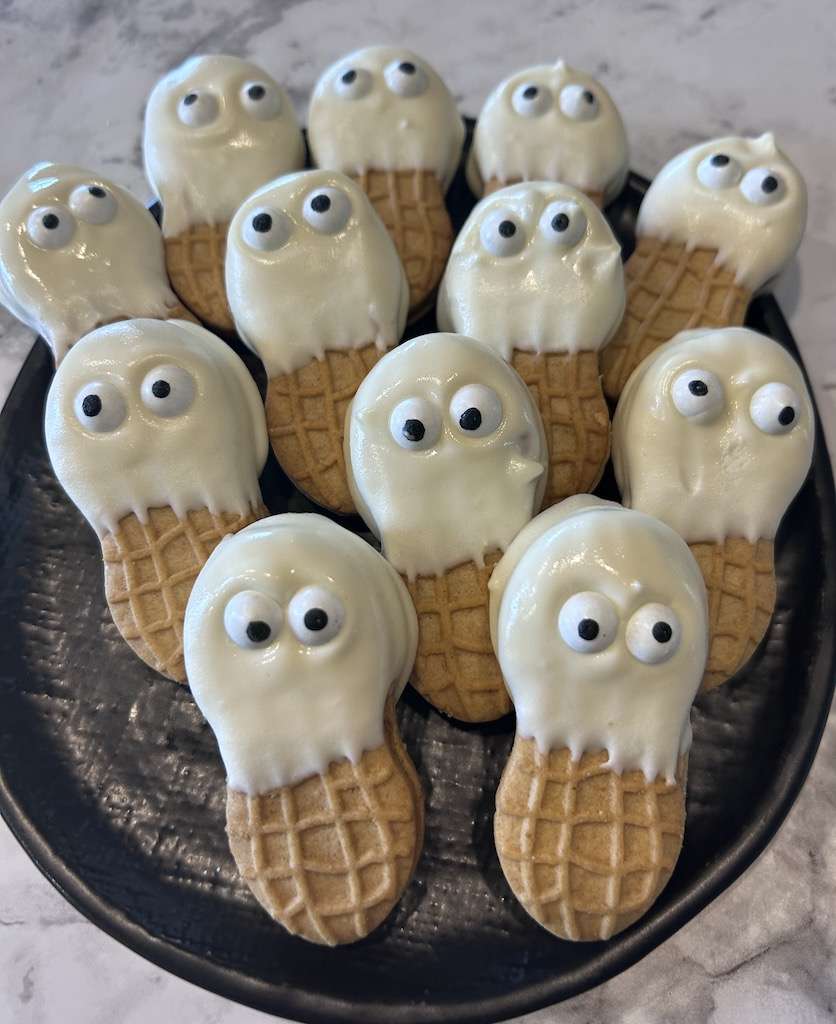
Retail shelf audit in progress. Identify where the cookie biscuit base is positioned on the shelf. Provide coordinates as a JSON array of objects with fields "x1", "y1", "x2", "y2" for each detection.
[
  {"x1": 351, "y1": 168, "x2": 452, "y2": 320},
  {"x1": 512, "y1": 349, "x2": 610, "y2": 508},
  {"x1": 484, "y1": 177, "x2": 604, "y2": 208},
  {"x1": 226, "y1": 695, "x2": 424, "y2": 945},
  {"x1": 265, "y1": 343, "x2": 391, "y2": 516},
  {"x1": 688, "y1": 537, "x2": 776, "y2": 692},
  {"x1": 165, "y1": 224, "x2": 235, "y2": 332},
  {"x1": 601, "y1": 236, "x2": 750, "y2": 401},
  {"x1": 102, "y1": 503, "x2": 267, "y2": 682},
  {"x1": 495, "y1": 739, "x2": 686, "y2": 941},
  {"x1": 403, "y1": 550, "x2": 511, "y2": 722}
]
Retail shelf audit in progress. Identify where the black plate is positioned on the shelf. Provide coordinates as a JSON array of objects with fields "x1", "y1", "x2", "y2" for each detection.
[{"x1": 0, "y1": 133, "x2": 834, "y2": 1024}]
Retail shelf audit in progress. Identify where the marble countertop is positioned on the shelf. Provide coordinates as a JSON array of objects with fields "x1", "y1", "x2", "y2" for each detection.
[{"x1": 1, "y1": 1, "x2": 835, "y2": 1022}]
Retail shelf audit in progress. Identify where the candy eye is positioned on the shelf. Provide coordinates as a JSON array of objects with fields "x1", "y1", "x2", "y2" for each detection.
[
  {"x1": 383, "y1": 59, "x2": 428, "y2": 97},
  {"x1": 740, "y1": 167, "x2": 786, "y2": 206},
  {"x1": 140, "y1": 364, "x2": 195, "y2": 418},
  {"x1": 73, "y1": 381, "x2": 126, "y2": 433},
  {"x1": 224, "y1": 590, "x2": 283, "y2": 649},
  {"x1": 696, "y1": 152, "x2": 743, "y2": 189},
  {"x1": 242, "y1": 207, "x2": 292, "y2": 251},
  {"x1": 69, "y1": 184, "x2": 117, "y2": 225},
  {"x1": 449, "y1": 384, "x2": 503, "y2": 438},
  {"x1": 511, "y1": 82, "x2": 552, "y2": 117},
  {"x1": 750, "y1": 382, "x2": 801, "y2": 435},
  {"x1": 671, "y1": 368, "x2": 725, "y2": 421},
  {"x1": 288, "y1": 586, "x2": 345, "y2": 646},
  {"x1": 26, "y1": 206, "x2": 75, "y2": 249},
  {"x1": 389, "y1": 397, "x2": 442, "y2": 451},
  {"x1": 177, "y1": 89, "x2": 219, "y2": 127},
  {"x1": 302, "y1": 188, "x2": 352, "y2": 234},
  {"x1": 559, "y1": 83, "x2": 599, "y2": 121},
  {"x1": 240, "y1": 80, "x2": 282, "y2": 119},
  {"x1": 333, "y1": 66, "x2": 373, "y2": 100},
  {"x1": 558, "y1": 592, "x2": 618, "y2": 653},
  {"x1": 480, "y1": 209, "x2": 526, "y2": 257},
  {"x1": 539, "y1": 200, "x2": 587, "y2": 248},
  {"x1": 626, "y1": 604, "x2": 681, "y2": 664}
]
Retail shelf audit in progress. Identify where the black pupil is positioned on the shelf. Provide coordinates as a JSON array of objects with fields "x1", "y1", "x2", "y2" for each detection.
[
  {"x1": 778, "y1": 406, "x2": 795, "y2": 426},
  {"x1": 711, "y1": 153, "x2": 730, "y2": 167},
  {"x1": 246, "y1": 620, "x2": 271, "y2": 643},
  {"x1": 151, "y1": 379, "x2": 171, "y2": 399},
  {"x1": 762, "y1": 175, "x2": 779, "y2": 194},
  {"x1": 583, "y1": 89, "x2": 595, "y2": 103},
  {"x1": 403, "y1": 419, "x2": 425, "y2": 443},
  {"x1": 304, "y1": 608, "x2": 328, "y2": 632},
  {"x1": 551, "y1": 212, "x2": 570, "y2": 233},
  {"x1": 183, "y1": 92, "x2": 198, "y2": 106},
  {"x1": 688, "y1": 379, "x2": 709, "y2": 397},
  {"x1": 252, "y1": 212, "x2": 272, "y2": 233},
  {"x1": 248, "y1": 84, "x2": 266, "y2": 100},
  {"x1": 341, "y1": 69, "x2": 357, "y2": 84},
  {"x1": 522, "y1": 85, "x2": 538, "y2": 99},
  {"x1": 310, "y1": 193, "x2": 331, "y2": 214},
  {"x1": 88, "y1": 186, "x2": 106, "y2": 198},
  {"x1": 578, "y1": 619, "x2": 599, "y2": 642},
  {"x1": 399, "y1": 61, "x2": 416, "y2": 74},
  {"x1": 652, "y1": 621, "x2": 673, "y2": 644},
  {"x1": 42, "y1": 213, "x2": 60, "y2": 230},
  {"x1": 81, "y1": 394, "x2": 102, "y2": 418},
  {"x1": 459, "y1": 407, "x2": 482, "y2": 431},
  {"x1": 498, "y1": 220, "x2": 516, "y2": 238}
]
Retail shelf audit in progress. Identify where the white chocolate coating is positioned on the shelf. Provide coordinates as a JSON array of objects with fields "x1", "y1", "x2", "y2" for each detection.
[
  {"x1": 489, "y1": 496, "x2": 708, "y2": 783},
  {"x1": 308, "y1": 46, "x2": 465, "y2": 191},
  {"x1": 346, "y1": 332, "x2": 548, "y2": 579},
  {"x1": 436, "y1": 181, "x2": 625, "y2": 357},
  {"x1": 44, "y1": 318, "x2": 268, "y2": 537},
  {"x1": 143, "y1": 55, "x2": 305, "y2": 238},
  {"x1": 0, "y1": 162, "x2": 181, "y2": 363},
  {"x1": 612, "y1": 327, "x2": 814, "y2": 544},
  {"x1": 183, "y1": 514, "x2": 418, "y2": 794},
  {"x1": 226, "y1": 170, "x2": 408, "y2": 377},
  {"x1": 467, "y1": 61, "x2": 629, "y2": 201},
  {"x1": 636, "y1": 134, "x2": 807, "y2": 292}
]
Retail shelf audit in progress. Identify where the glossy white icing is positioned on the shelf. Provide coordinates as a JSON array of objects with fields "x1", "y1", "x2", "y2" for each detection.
[
  {"x1": 636, "y1": 133, "x2": 807, "y2": 291},
  {"x1": 183, "y1": 513, "x2": 418, "y2": 793},
  {"x1": 489, "y1": 495, "x2": 708, "y2": 783},
  {"x1": 436, "y1": 181, "x2": 625, "y2": 357},
  {"x1": 226, "y1": 169, "x2": 408, "y2": 377},
  {"x1": 346, "y1": 332, "x2": 547, "y2": 579},
  {"x1": 467, "y1": 60, "x2": 629, "y2": 201},
  {"x1": 44, "y1": 318, "x2": 268, "y2": 537},
  {"x1": 0, "y1": 162, "x2": 181, "y2": 363},
  {"x1": 308, "y1": 46, "x2": 465, "y2": 191},
  {"x1": 143, "y1": 54, "x2": 305, "y2": 238},
  {"x1": 612, "y1": 327, "x2": 814, "y2": 543}
]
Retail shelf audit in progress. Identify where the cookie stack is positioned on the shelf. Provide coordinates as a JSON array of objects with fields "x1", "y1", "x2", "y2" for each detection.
[{"x1": 0, "y1": 46, "x2": 814, "y2": 946}]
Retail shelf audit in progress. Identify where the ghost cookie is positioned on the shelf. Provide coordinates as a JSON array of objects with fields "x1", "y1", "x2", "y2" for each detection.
[
  {"x1": 613, "y1": 327, "x2": 814, "y2": 690},
  {"x1": 437, "y1": 182, "x2": 624, "y2": 506},
  {"x1": 346, "y1": 332, "x2": 547, "y2": 722},
  {"x1": 143, "y1": 54, "x2": 305, "y2": 331},
  {"x1": 0, "y1": 162, "x2": 193, "y2": 365},
  {"x1": 308, "y1": 46, "x2": 465, "y2": 318},
  {"x1": 601, "y1": 133, "x2": 807, "y2": 399},
  {"x1": 183, "y1": 513, "x2": 422, "y2": 945},
  {"x1": 489, "y1": 495, "x2": 708, "y2": 941},
  {"x1": 44, "y1": 318, "x2": 268, "y2": 682},
  {"x1": 226, "y1": 169, "x2": 408, "y2": 514},
  {"x1": 467, "y1": 60, "x2": 628, "y2": 205}
]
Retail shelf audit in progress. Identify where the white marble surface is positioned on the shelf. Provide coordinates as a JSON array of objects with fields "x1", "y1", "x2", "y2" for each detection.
[{"x1": 1, "y1": 1, "x2": 835, "y2": 1022}]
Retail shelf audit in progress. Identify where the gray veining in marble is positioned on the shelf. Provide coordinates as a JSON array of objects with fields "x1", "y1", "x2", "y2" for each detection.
[{"x1": 1, "y1": 1, "x2": 835, "y2": 1022}]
